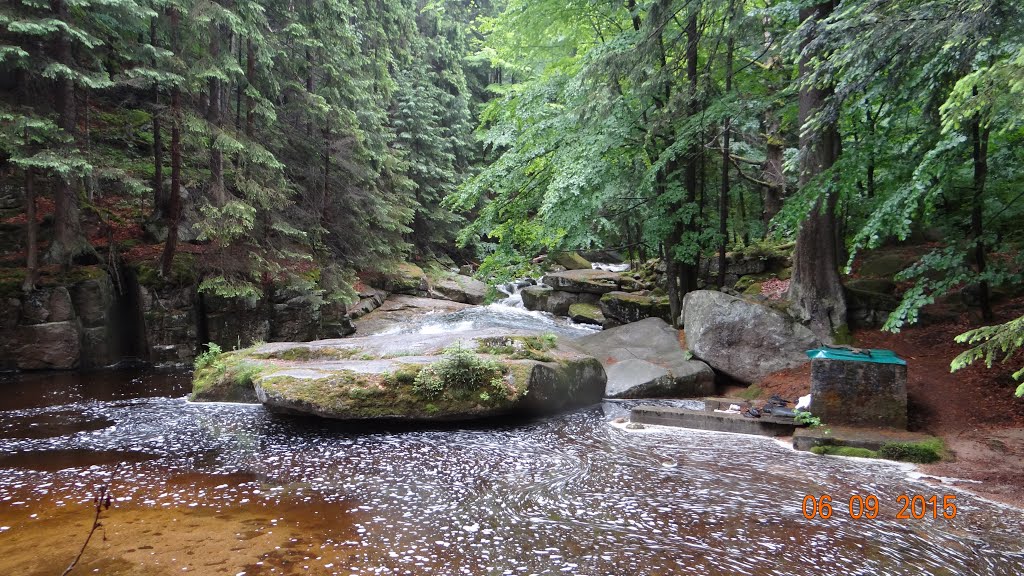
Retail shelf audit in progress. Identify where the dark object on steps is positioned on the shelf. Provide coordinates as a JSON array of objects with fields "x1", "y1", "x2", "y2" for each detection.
[
  {"x1": 742, "y1": 408, "x2": 761, "y2": 419},
  {"x1": 764, "y1": 405, "x2": 797, "y2": 418}
]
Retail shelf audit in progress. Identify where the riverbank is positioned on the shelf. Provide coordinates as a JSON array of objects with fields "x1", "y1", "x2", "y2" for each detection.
[{"x1": 753, "y1": 296, "x2": 1024, "y2": 510}]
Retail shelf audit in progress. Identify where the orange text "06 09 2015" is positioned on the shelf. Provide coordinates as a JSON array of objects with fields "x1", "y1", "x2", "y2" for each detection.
[{"x1": 801, "y1": 494, "x2": 958, "y2": 520}]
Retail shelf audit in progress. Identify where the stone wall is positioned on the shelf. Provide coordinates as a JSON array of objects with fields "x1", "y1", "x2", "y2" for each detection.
[{"x1": 0, "y1": 267, "x2": 117, "y2": 370}]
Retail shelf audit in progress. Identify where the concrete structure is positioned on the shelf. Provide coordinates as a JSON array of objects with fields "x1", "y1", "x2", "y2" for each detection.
[{"x1": 630, "y1": 404, "x2": 800, "y2": 437}]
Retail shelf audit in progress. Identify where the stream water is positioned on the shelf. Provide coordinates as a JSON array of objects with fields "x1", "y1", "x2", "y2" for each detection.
[{"x1": 1, "y1": 299, "x2": 1023, "y2": 575}]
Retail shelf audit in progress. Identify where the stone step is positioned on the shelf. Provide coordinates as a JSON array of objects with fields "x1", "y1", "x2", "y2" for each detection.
[
  {"x1": 793, "y1": 426, "x2": 933, "y2": 452},
  {"x1": 630, "y1": 404, "x2": 802, "y2": 437}
]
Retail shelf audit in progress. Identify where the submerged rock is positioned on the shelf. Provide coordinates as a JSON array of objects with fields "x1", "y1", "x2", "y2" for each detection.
[
  {"x1": 192, "y1": 328, "x2": 606, "y2": 422},
  {"x1": 576, "y1": 318, "x2": 714, "y2": 398},
  {"x1": 681, "y1": 290, "x2": 820, "y2": 384}
]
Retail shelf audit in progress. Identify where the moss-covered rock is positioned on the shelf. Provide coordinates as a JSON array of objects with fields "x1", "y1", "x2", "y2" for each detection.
[
  {"x1": 550, "y1": 251, "x2": 591, "y2": 271},
  {"x1": 541, "y1": 269, "x2": 620, "y2": 294},
  {"x1": 192, "y1": 328, "x2": 606, "y2": 421},
  {"x1": 568, "y1": 303, "x2": 605, "y2": 326},
  {"x1": 599, "y1": 291, "x2": 671, "y2": 326},
  {"x1": 382, "y1": 262, "x2": 428, "y2": 295}
]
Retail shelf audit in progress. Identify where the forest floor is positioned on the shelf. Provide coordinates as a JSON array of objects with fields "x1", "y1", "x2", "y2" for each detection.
[{"x1": 751, "y1": 296, "x2": 1024, "y2": 510}]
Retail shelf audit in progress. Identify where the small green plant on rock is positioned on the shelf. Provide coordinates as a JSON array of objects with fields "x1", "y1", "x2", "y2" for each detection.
[
  {"x1": 795, "y1": 411, "x2": 822, "y2": 428},
  {"x1": 413, "y1": 343, "x2": 507, "y2": 400},
  {"x1": 195, "y1": 343, "x2": 223, "y2": 371}
]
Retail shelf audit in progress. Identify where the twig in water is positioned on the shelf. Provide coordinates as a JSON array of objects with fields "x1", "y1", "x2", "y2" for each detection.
[{"x1": 61, "y1": 470, "x2": 116, "y2": 576}]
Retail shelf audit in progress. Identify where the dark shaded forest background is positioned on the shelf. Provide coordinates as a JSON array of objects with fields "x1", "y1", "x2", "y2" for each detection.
[{"x1": 1, "y1": 0, "x2": 1022, "y2": 389}]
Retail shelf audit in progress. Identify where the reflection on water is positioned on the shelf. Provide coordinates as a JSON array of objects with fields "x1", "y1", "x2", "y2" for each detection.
[{"x1": 0, "y1": 370, "x2": 1022, "y2": 575}]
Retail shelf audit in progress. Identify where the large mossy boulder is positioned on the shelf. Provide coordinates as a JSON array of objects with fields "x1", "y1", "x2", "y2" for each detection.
[
  {"x1": 576, "y1": 317, "x2": 714, "y2": 398},
  {"x1": 430, "y1": 274, "x2": 489, "y2": 305},
  {"x1": 568, "y1": 303, "x2": 604, "y2": 326},
  {"x1": 550, "y1": 251, "x2": 591, "y2": 271},
  {"x1": 681, "y1": 290, "x2": 820, "y2": 384},
  {"x1": 599, "y1": 291, "x2": 671, "y2": 327},
  {"x1": 541, "y1": 269, "x2": 620, "y2": 294},
  {"x1": 191, "y1": 328, "x2": 606, "y2": 421},
  {"x1": 520, "y1": 285, "x2": 598, "y2": 316},
  {"x1": 383, "y1": 263, "x2": 428, "y2": 295}
]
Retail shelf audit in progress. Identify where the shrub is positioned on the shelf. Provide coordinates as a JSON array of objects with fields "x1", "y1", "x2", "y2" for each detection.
[
  {"x1": 413, "y1": 344, "x2": 506, "y2": 399},
  {"x1": 195, "y1": 343, "x2": 223, "y2": 371}
]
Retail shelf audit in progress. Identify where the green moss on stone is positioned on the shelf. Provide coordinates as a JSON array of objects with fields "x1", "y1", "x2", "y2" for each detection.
[
  {"x1": 878, "y1": 438, "x2": 945, "y2": 463},
  {"x1": 252, "y1": 346, "x2": 372, "y2": 362},
  {"x1": 191, "y1": 351, "x2": 263, "y2": 403},
  {"x1": 811, "y1": 446, "x2": 878, "y2": 458},
  {"x1": 476, "y1": 334, "x2": 557, "y2": 362}
]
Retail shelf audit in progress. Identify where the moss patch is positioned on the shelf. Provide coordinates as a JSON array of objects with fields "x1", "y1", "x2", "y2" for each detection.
[
  {"x1": 258, "y1": 356, "x2": 528, "y2": 419},
  {"x1": 811, "y1": 446, "x2": 878, "y2": 458},
  {"x1": 738, "y1": 384, "x2": 762, "y2": 401},
  {"x1": 878, "y1": 438, "x2": 945, "y2": 463},
  {"x1": 476, "y1": 334, "x2": 558, "y2": 362},
  {"x1": 134, "y1": 253, "x2": 197, "y2": 288},
  {"x1": 191, "y1": 350, "x2": 263, "y2": 403},
  {"x1": 251, "y1": 346, "x2": 373, "y2": 362}
]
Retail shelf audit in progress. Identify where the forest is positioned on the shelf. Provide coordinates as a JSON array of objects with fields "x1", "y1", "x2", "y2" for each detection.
[{"x1": 1, "y1": 0, "x2": 1022, "y2": 394}]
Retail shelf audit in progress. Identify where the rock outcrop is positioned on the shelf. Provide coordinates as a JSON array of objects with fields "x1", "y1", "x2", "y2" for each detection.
[
  {"x1": 192, "y1": 328, "x2": 607, "y2": 422},
  {"x1": 576, "y1": 318, "x2": 714, "y2": 398},
  {"x1": 598, "y1": 291, "x2": 671, "y2": 327},
  {"x1": 430, "y1": 274, "x2": 489, "y2": 305},
  {"x1": 681, "y1": 290, "x2": 820, "y2": 384},
  {"x1": 541, "y1": 269, "x2": 620, "y2": 294}
]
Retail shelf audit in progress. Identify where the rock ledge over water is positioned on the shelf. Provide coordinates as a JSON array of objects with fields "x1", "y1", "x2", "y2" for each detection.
[{"x1": 192, "y1": 328, "x2": 606, "y2": 422}]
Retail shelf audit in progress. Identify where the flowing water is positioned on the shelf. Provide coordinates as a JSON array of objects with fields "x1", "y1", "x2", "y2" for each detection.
[{"x1": 1, "y1": 300, "x2": 1023, "y2": 575}]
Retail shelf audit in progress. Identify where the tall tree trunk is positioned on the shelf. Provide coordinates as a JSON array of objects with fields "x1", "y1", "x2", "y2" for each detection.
[
  {"x1": 151, "y1": 18, "x2": 165, "y2": 216},
  {"x1": 17, "y1": 68, "x2": 38, "y2": 291},
  {"x1": 969, "y1": 89, "x2": 992, "y2": 321},
  {"x1": 45, "y1": 0, "x2": 90, "y2": 267},
  {"x1": 788, "y1": 0, "x2": 847, "y2": 342},
  {"x1": 246, "y1": 37, "x2": 255, "y2": 138},
  {"x1": 161, "y1": 7, "x2": 182, "y2": 277},
  {"x1": 762, "y1": 115, "x2": 785, "y2": 225},
  {"x1": 717, "y1": 32, "x2": 734, "y2": 289},
  {"x1": 209, "y1": 21, "x2": 225, "y2": 206},
  {"x1": 22, "y1": 168, "x2": 38, "y2": 291},
  {"x1": 680, "y1": 7, "x2": 700, "y2": 296}
]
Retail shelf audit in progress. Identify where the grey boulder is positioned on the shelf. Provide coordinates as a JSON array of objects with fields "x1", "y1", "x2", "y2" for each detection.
[{"x1": 681, "y1": 290, "x2": 821, "y2": 384}]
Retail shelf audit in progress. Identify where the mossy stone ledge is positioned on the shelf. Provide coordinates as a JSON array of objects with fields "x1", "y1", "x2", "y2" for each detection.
[{"x1": 190, "y1": 328, "x2": 606, "y2": 422}]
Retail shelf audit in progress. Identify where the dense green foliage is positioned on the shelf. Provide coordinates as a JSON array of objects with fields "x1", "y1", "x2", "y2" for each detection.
[
  {"x1": 1, "y1": 0, "x2": 482, "y2": 299},
  {"x1": 448, "y1": 0, "x2": 1024, "y2": 390},
  {"x1": 3, "y1": 0, "x2": 1024, "y2": 391}
]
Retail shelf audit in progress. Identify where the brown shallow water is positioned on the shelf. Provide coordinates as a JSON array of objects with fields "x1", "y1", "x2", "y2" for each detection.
[{"x1": 1, "y1": 369, "x2": 1023, "y2": 575}]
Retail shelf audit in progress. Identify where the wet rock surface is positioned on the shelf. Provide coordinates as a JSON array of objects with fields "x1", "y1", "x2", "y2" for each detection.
[
  {"x1": 576, "y1": 318, "x2": 714, "y2": 398},
  {"x1": 681, "y1": 290, "x2": 820, "y2": 384},
  {"x1": 195, "y1": 328, "x2": 607, "y2": 422}
]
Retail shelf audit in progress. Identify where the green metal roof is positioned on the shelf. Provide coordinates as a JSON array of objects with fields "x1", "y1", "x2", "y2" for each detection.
[{"x1": 806, "y1": 348, "x2": 907, "y2": 365}]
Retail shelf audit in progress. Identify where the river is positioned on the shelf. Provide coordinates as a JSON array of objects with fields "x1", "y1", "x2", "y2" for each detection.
[{"x1": 1, "y1": 298, "x2": 1023, "y2": 575}]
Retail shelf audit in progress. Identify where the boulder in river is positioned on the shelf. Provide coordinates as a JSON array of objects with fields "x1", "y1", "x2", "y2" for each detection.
[
  {"x1": 550, "y1": 251, "x2": 591, "y2": 270},
  {"x1": 429, "y1": 274, "x2": 489, "y2": 305},
  {"x1": 192, "y1": 328, "x2": 607, "y2": 421},
  {"x1": 576, "y1": 317, "x2": 714, "y2": 398},
  {"x1": 568, "y1": 303, "x2": 604, "y2": 326},
  {"x1": 681, "y1": 290, "x2": 820, "y2": 384},
  {"x1": 541, "y1": 269, "x2": 620, "y2": 294},
  {"x1": 598, "y1": 291, "x2": 671, "y2": 327}
]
